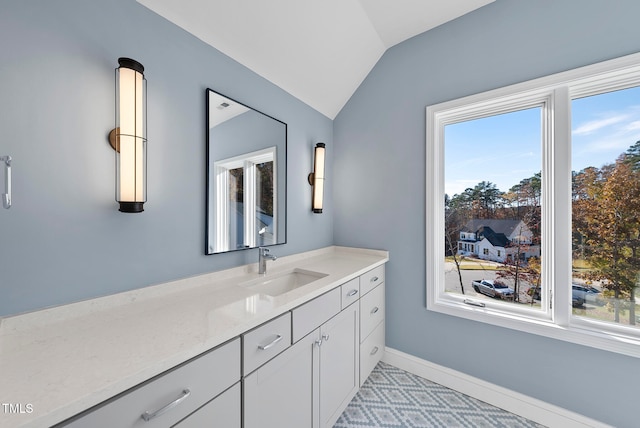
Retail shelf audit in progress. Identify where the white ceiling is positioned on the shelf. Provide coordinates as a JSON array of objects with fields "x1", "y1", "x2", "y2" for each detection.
[{"x1": 137, "y1": 0, "x2": 494, "y2": 119}]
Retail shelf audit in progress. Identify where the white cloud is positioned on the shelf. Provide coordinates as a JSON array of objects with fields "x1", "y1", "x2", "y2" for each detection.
[
  {"x1": 622, "y1": 120, "x2": 640, "y2": 132},
  {"x1": 572, "y1": 114, "x2": 629, "y2": 136}
]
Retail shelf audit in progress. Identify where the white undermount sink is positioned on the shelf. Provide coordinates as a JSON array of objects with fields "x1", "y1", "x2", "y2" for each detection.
[{"x1": 240, "y1": 268, "x2": 328, "y2": 297}]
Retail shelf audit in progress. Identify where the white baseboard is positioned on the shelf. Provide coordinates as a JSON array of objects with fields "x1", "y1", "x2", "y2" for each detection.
[{"x1": 382, "y1": 347, "x2": 611, "y2": 428}]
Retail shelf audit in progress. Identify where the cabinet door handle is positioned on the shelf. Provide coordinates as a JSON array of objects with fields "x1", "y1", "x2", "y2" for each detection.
[
  {"x1": 141, "y1": 389, "x2": 191, "y2": 421},
  {"x1": 370, "y1": 346, "x2": 379, "y2": 356},
  {"x1": 1, "y1": 156, "x2": 11, "y2": 209},
  {"x1": 258, "y1": 334, "x2": 283, "y2": 350},
  {"x1": 321, "y1": 333, "x2": 330, "y2": 342},
  {"x1": 370, "y1": 306, "x2": 379, "y2": 315},
  {"x1": 347, "y1": 289, "x2": 358, "y2": 297},
  {"x1": 370, "y1": 276, "x2": 379, "y2": 283},
  {"x1": 315, "y1": 338, "x2": 323, "y2": 347}
]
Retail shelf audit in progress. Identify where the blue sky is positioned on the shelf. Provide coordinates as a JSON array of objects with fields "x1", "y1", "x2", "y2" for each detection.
[{"x1": 444, "y1": 86, "x2": 640, "y2": 197}]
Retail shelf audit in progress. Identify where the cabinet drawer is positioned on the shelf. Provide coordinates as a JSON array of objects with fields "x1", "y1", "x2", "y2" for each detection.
[
  {"x1": 359, "y1": 321, "x2": 384, "y2": 387},
  {"x1": 243, "y1": 312, "x2": 292, "y2": 375},
  {"x1": 292, "y1": 287, "x2": 341, "y2": 342},
  {"x1": 174, "y1": 383, "x2": 240, "y2": 428},
  {"x1": 360, "y1": 265, "x2": 385, "y2": 295},
  {"x1": 62, "y1": 338, "x2": 241, "y2": 428},
  {"x1": 340, "y1": 277, "x2": 360, "y2": 309},
  {"x1": 360, "y1": 283, "x2": 385, "y2": 342}
]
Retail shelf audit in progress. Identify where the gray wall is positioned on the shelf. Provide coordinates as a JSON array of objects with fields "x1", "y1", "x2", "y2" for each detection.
[
  {"x1": 333, "y1": 1, "x2": 640, "y2": 427},
  {"x1": 0, "y1": 0, "x2": 333, "y2": 316}
]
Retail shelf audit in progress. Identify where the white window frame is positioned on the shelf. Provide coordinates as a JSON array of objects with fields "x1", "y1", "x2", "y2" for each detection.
[
  {"x1": 426, "y1": 52, "x2": 640, "y2": 359},
  {"x1": 214, "y1": 146, "x2": 277, "y2": 252}
]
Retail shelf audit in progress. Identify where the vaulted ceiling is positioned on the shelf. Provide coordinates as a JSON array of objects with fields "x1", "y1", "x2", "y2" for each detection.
[{"x1": 137, "y1": 0, "x2": 494, "y2": 119}]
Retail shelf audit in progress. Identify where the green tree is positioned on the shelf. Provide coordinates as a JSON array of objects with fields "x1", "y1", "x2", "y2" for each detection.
[
  {"x1": 624, "y1": 140, "x2": 640, "y2": 171},
  {"x1": 573, "y1": 153, "x2": 640, "y2": 324}
]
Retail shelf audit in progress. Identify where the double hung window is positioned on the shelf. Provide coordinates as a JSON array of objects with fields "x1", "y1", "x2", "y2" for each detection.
[{"x1": 426, "y1": 53, "x2": 640, "y2": 357}]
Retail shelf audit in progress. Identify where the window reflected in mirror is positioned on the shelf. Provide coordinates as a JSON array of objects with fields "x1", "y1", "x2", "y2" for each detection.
[
  {"x1": 206, "y1": 89, "x2": 286, "y2": 254},
  {"x1": 213, "y1": 148, "x2": 277, "y2": 252}
]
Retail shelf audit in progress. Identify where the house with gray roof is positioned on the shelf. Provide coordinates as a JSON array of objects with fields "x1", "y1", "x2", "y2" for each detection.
[{"x1": 457, "y1": 219, "x2": 540, "y2": 263}]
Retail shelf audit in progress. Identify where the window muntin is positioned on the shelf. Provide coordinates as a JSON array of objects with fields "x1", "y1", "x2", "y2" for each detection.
[
  {"x1": 571, "y1": 86, "x2": 640, "y2": 329},
  {"x1": 427, "y1": 53, "x2": 640, "y2": 358}
]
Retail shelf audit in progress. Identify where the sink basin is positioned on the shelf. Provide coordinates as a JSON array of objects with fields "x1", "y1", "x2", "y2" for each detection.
[{"x1": 240, "y1": 268, "x2": 328, "y2": 296}]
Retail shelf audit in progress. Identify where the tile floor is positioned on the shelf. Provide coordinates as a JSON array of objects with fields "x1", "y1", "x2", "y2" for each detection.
[{"x1": 334, "y1": 362, "x2": 545, "y2": 428}]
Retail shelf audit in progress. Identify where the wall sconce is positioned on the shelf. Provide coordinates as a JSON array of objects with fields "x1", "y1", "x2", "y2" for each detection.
[
  {"x1": 108, "y1": 58, "x2": 147, "y2": 213},
  {"x1": 307, "y1": 142, "x2": 325, "y2": 213}
]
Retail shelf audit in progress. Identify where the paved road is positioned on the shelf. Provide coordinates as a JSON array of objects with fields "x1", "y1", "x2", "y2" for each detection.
[{"x1": 444, "y1": 262, "x2": 534, "y2": 303}]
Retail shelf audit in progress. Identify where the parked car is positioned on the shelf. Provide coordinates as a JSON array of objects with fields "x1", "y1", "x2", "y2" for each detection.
[
  {"x1": 528, "y1": 286, "x2": 588, "y2": 307},
  {"x1": 571, "y1": 290, "x2": 586, "y2": 308},
  {"x1": 472, "y1": 279, "x2": 514, "y2": 300},
  {"x1": 572, "y1": 284, "x2": 604, "y2": 306}
]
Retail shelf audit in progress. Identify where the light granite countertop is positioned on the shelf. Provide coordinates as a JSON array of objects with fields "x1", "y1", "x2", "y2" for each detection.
[{"x1": 0, "y1": 246, "x2": 388, "y2": 428}]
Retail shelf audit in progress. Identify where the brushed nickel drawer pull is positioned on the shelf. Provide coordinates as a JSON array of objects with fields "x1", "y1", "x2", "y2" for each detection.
[
  {"x1": 370, "y1": 276, "x2": 379, "y2": 283},
  {"x1": 370, "y1": 306, "x2": 379, "y2": 315},
  {"x1": 141, "y1": 389, "x2": 191, "y2": 421},
  {"x1": 258, "y1": 334, "x2": 283, "y2": 350},
  {"x1": 370, "y1": 346, "x2": 379, "y2": 355},
  {"x1": 347, "y1": 289, "x2": 358, "y2": 297}
]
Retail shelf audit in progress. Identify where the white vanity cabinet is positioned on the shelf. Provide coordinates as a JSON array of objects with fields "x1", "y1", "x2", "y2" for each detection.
[
  {"x1": 59, "y1": 338, "x2": 241, "y2": 428},
  {"x1": 359, "y1": 265, "x2": 385, "y2": 386},
  {"x1": 246, "y1": 285, "x2": 361, "y2": 428},
  {"x1": 288, "y1": 278, "x2": 360, "y2": 428},
  {"x1": 244, "y1": 288, "x2": 341, "y2": 428},
  {"x1": 58, "y1": 268, "x2": 384, "y2": 428},
  {"x1": 10, "y1": 248, "x2": 389, "y2": 428}
]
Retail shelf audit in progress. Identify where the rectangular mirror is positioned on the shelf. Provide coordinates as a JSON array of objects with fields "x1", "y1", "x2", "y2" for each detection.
[{"x1": 206, "y1": 89, "x2": 287, "y2": 254}]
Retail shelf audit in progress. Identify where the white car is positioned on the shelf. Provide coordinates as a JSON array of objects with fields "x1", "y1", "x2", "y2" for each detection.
[{"x1": 472, "y1": 279, "x2": 515, "y2": 300}]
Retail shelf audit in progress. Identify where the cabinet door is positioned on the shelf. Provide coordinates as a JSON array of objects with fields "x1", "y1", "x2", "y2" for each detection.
[
  {"x1": 319, "y1": 304, "x2": 359, "y2": 428},
  {"x1": 244, "y1": 329, "x2": 320, "y2": 428},
  {"x1": 172, "y1": 383, "x2": 240, "y2": 428}
]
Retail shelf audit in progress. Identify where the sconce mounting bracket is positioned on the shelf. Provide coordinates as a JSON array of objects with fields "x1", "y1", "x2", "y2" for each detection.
[{"x1": 107, "y1": 128, "x2": 120, "y2": 152}]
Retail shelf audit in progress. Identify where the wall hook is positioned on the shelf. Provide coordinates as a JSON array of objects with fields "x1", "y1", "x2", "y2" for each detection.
[{"x1": 1, "y1": 155, "x2": 11, "y2": 209}]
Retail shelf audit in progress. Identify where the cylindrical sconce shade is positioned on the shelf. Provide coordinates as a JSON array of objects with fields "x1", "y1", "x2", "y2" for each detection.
[
  {"x1": 114, "y1": 58, "x2": 146, "y2": 213},
  {"x1": 309, "y1": 142, "x2": 325, "y2": 213}
]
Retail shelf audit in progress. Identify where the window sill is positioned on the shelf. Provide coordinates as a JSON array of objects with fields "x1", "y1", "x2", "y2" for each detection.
[{"x1": 428, "y1": 297, "x2": 640, "y2": 359}]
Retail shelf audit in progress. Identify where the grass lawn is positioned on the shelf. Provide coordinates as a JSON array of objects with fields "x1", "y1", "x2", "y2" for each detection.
[{"x1": 446, "y1": 256, "x2": 501, "y2": 271}]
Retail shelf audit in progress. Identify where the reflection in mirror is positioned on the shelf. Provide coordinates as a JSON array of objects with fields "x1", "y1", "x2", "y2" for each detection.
[{"x1": 206, "y1": 89, "x2": 287, "y2": 254}]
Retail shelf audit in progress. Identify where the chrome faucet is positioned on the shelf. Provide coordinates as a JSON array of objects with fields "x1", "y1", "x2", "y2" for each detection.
[{"x1": 258, "y1": 247, "x2": 277, "y2": 274}]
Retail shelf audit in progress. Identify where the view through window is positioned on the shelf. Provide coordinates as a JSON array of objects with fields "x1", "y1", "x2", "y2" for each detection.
[
  {"x1": 571, "y1": 86, "x2": 640, "y2": 328},
  {"x1": 444, "y1": 107, "x2": 543, "y2": 309}
]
